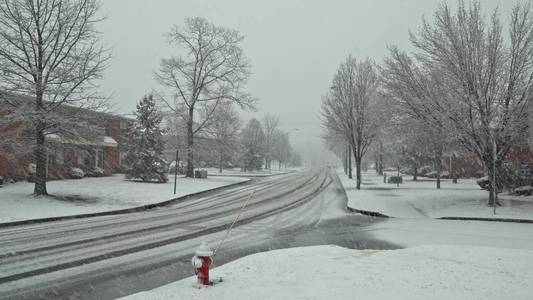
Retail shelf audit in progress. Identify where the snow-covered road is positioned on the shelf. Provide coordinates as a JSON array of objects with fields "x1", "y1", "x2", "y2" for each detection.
[{"x1": 1, "y1": 168, "x2": 376, "y2": 299}]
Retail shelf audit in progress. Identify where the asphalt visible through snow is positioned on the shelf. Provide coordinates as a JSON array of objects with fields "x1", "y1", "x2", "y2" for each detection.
[{"x1": 0, "y1": 168, "x2": 396, "y2": 300}]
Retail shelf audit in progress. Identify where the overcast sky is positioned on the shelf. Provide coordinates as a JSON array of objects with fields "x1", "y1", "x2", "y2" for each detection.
[{"x1": 98, "y1": 0, "x2": 514, "y2": 164}]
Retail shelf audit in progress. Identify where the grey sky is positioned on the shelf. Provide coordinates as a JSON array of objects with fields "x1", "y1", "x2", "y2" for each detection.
[{"x1": 98, "y1": 0, "x2": 514, "y2": 163}]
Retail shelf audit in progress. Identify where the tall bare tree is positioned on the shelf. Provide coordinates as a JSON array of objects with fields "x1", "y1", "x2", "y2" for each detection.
[
  {"x1": 0, "y1": 0, "x2": 110, "y2": 195},
  {"x1": 262, "y1": 113, "x2": 280, "y2": 171},
  {"x1": 322, "y1": 56, "x2": 380, "y2": 189},
  {"x1": 156, "y1": 17, "x2": 255, "y2": 178},
  {"x1": 382, "y1": 1, "x2": 533, "y2": 206},
  {"x1": 203, "y1": 103, "x2": 241, "y2": 173}
]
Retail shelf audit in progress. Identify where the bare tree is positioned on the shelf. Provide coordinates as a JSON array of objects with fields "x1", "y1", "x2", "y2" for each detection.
[
  {"x1": 0, "y1": 0, "x2": 110, "y2": 195},
  {"x1": 322, "y1": 128, "x2": 350, "y2": 175},
  {"x1": 262, "y1": 113, "x2": 280, "y2": 171},
  {"x1": 272, "y1": 130, "x2": 292, "y2": 171},
  {"x1": 203, "y1": 103, "x2": 241, "y2": 173},
  {"x1": 156, "y1": 17, "x2": 255, "y2": 178},
  {"x1": 382, "y1": 1, "x2": 533, "y2": 206},
  {"x1": 322, "y1": 56, "x2": 380, "y2": 189}
]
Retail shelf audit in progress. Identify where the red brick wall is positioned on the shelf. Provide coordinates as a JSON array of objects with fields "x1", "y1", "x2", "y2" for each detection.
[{"x1": 105, "y1": 147, "x2": 120, "y2": 174}]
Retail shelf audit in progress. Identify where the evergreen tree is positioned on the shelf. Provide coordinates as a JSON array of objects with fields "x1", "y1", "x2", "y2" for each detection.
[
  {"x1": 126, "y1": 95, "x2": 168, "y2": 183},
  {"x1": 240, "y1": 119, "x2": 265, "y2": 171}
]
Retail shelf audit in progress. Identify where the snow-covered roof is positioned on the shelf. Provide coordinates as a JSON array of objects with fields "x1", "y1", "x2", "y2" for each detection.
[{"x1": 47, "y1": 134, "x2": 118, "y2": 147}]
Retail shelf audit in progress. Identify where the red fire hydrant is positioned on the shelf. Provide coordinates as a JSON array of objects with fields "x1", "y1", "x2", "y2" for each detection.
[{"x1": 192, "y1": 241, "x2": 213, "y2": 285}]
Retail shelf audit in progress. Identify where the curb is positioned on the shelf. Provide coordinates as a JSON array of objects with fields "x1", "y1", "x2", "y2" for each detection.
[
  {"x1": 333, "y1": 171, "x2": 391, "y2": 219},
  {"x1": 346, "y1": 206, "x2": 391, "y2": 218},
  {"x1": 0, "y1": 178, "x2": 251, "y2": 229},
  {"x1": 208, "y1": 170, "x2": 296, "y2": 178},
  {"x1": 438, "y1": 216, "x2": 533, "y2": 224}
]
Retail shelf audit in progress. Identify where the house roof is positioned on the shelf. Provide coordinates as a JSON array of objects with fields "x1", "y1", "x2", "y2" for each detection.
[
  {"x1": 47, "y1": 134, "x2": 118, "y2": 148},
  {"x1": 0, "y1": 90, "x2": 133, "y2": 122}
]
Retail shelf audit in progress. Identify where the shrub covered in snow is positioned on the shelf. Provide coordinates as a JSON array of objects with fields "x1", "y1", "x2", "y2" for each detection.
[
  {"x1": 86, "y1": 167, "x2": 105, "y2": 177},
  {"x1": 68, "y1": 168, "x2": 85, "y2": 179}
]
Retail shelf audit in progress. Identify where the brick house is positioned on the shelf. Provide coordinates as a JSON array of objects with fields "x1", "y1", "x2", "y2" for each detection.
[{"x1": 0, "y1": 92, "x2": 133, "y2": 181}]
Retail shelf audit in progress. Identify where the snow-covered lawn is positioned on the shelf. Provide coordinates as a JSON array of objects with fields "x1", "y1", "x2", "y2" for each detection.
[
  {"x1": 121, "y1": 244, "x2": 533, "y2": 300},
  {"x1": 369, "y1": 218, "x2": 533, "y2": 249},
  {"x1": 340, "y1": 170, "x2": 533, "y2": 220},
  {"x1": 0, "y1": 175, "x2": 248, "y2": 223}
]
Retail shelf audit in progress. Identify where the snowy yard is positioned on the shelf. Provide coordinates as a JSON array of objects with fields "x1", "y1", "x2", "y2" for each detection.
[
  {"x1": 122, "y1": 244, "x2": 533, "y2": 300},
  {"x1": 0, "y1": 175, "x2": 248, "y2": 223},
  {"x1": 340, "y1": 170, "x2": 533, "y2": 220}
]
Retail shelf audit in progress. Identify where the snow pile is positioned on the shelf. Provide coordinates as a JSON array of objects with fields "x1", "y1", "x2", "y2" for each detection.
[
  {"x1": 0, "y1": 175, "x2": 248, "y2": 223},
  {"x1": 121, "y1": 245, "x2": 533, "y2": 300},
  {"x1": 340, "y1": 170, "x2": 533, "y2": 220}
]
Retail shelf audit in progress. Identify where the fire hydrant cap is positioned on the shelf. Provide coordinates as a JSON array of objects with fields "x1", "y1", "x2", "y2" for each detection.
[{"x1": 195, "y1": 241, "x2": 213, "y2": 257}]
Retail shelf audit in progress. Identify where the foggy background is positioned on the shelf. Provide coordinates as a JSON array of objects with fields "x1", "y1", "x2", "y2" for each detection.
[{"x1": 98, "y1": 0, "x2": 513, "y2": 166}]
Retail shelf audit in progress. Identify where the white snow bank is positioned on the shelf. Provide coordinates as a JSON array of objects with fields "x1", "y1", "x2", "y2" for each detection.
[
  {"x1": 0, "y1": 175, "x2": 248, "y2": 223},
  {"x1": 121, "y1": 245, "x2": 533, "y2": 300},
  {"x1": 340, "y1": 170, "x2": 533, "y2": 220}
]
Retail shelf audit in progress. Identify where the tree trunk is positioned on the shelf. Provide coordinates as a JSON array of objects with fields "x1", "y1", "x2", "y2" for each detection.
[
  {"x1": 219, "y1": 152, "x2": 223, "y2": 173},
  {"x1": 413, "y1": 165, "x2": 418, "y2": 181},
  {"x1": 488, "y1": 163, "x2": 497, "y2": 207},
  {"x1": 436, "y1": 158, "x2": 441, "y2": 189},
  {"x1": 377, "y1": 142, "x2": 384, "y2": 175},
  {"x1": 486, "y1": 156, "x2": 502, "y2": 207},
  {"x1": 396, "y1": 165, "x2": 400, "y2": 188},
  {"x1": 186, "y1": 107, "x2": 195, "y2": 178},
  {"x1": 344, "y1": 146, "x2": 348, "y2": 175},
  {"x1": 33, "y1": 86, "x2": 48, "y2": 196},
  {"x1": 33, "y1": 125, "x2": 48, "y2": 196},
  {"x1": 352, "y1": 146, "x2": 362, "y2": 190},
  {"x1": 450, "y1": 155, "x2": 458, "y2": 184},
  {"x1": 348, "y1": 144, "x2": 353, "y2": 179},
  {"x1": 355, "y1": 158, "x2": 362, "y2": 190}
]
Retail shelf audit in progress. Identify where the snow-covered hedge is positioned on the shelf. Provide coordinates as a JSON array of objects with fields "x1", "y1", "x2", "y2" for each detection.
[
  {"x1": 86, "y1": 167, "x2": 105, "y2": 177},
  {"x1": 68, "y1": 168, "x2": 85, "y2": 179}
]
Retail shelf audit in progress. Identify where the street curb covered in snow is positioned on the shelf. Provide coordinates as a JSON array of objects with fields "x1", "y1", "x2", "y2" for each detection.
[
  {"x1": 208, "y1": 170, "x2": 296, "y2": 178},
  {"x1": 346, "y1": 206, "x2": 391, "y2": 218},
  {"x1": 0, "y1": 178, "x2": 251, "y2": 228},
  {"x1": 332, "y1": 171, "x2": 391, "y2": 218},
  {"x1": 438, "y1": 216, "x2": 533, "y2": 224}
]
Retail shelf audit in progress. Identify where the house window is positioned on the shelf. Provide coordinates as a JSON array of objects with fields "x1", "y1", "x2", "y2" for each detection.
[
  {"x1": 120, "y1": 120, "x2": 129, "y2": 130},
  {"x1": 95, "y1": 149, "x2": 104, "y2": 169},
  {"x1": 55, "y1": 149, "x2": 64, "y2": 164},
  {"x1": 119, "y1": 151, "x2": 127, "y2": 167},
  {"x1": 77, "y1": 150, "x2": 85, "y2": 166}
]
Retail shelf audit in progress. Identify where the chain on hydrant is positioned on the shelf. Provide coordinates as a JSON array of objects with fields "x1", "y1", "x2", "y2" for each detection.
[{"x1": 192, "y1": 241, "x2": 213, "y2": 285}]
